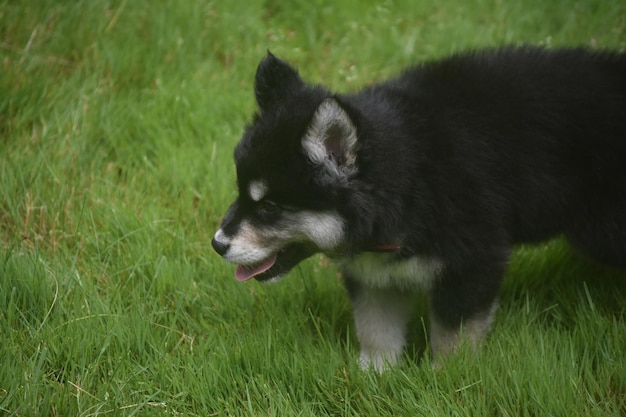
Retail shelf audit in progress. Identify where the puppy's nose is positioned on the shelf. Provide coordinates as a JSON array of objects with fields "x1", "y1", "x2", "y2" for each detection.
[{"x1": 211, "y1": 236, "x2": 229, "y2": 256}]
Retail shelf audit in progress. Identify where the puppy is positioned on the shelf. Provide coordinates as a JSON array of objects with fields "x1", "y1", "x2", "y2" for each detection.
[{"x1": 212, "y1": 47, "x2": 626, "y2": 371}]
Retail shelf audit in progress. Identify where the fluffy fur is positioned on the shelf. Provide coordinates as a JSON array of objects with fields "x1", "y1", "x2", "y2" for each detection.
[{"x1": 212, "y1": 47, "x2": 626, "y2": 371}]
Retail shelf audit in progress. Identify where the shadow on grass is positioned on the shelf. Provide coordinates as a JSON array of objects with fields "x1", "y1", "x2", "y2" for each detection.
[{"x1": 503, "y1": 237, "x2": 626, "y2": 327}]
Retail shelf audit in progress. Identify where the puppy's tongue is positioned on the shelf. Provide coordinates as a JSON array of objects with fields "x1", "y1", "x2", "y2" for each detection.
[{"x1": 235, "y1": 255, "x2": 277, "y2": 281}]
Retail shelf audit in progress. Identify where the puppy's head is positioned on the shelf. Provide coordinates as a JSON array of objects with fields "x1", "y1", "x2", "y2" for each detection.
[{"x1": 212, "y1": 54, "x2": 360, "y2": 282}]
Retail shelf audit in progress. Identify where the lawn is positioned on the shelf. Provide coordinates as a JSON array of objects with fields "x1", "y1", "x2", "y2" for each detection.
[{"x1": 1, "y1": 0, "x2": 625, "y2": 415}]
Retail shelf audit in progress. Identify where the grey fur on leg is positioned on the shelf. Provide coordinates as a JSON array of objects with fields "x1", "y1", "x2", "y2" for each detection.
[
  {"x1": 351, "y1": 286, "x2": 416, "y2": 372},
  {"x1": 429, "y1": 300, "x2": 499, "y2": 365}
]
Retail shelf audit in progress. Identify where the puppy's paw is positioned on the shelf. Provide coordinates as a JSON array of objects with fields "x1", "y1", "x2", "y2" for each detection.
[{"x1": 358, "y1": 350, "x2": 399, "y2": 373}]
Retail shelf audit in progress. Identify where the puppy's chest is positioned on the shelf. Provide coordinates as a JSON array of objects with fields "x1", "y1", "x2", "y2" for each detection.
[{"x1": 340, "y1": 252, "x2": 442, "y2": 290}]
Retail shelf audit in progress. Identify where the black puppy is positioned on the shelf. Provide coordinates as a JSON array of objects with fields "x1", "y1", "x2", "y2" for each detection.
[{"x1": 212, "y1": 47, "x2": 626, "y2": 370}]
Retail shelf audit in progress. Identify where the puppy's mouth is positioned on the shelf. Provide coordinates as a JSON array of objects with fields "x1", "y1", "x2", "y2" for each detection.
[{"x1": 234, "y1": 243, "x2": 316, "y2": 282}]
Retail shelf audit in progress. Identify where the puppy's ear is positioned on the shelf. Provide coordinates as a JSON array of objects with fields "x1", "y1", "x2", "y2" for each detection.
[
  {"x1": 254, "y1": 52, "x2": 303, "y2": 111},
  {"x1": 302, "y1": 98, "x2": 358, "y2": 178}
]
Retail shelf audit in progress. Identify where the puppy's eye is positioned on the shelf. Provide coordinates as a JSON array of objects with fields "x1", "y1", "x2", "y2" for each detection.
[{"x1": 258, "y1": 200, "x2": 279, "y2": 214}]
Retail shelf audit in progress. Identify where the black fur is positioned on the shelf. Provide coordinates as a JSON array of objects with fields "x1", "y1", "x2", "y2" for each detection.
[{"x1": 225, "y1": 47, "x2": 626, "y2": 345}]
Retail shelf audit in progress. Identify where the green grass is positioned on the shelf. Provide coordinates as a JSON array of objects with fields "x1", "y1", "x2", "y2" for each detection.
[{"x1": 1, "y1": 0, "x2": 626, "y2": 415}]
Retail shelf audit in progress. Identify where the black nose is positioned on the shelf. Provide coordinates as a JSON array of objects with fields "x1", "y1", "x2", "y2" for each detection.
[{"x1": 211, "y1": 237, "x2": 229, "y2": 256}]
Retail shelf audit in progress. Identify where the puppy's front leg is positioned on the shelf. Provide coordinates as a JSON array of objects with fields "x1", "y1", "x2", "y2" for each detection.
[{"x1": 347, "y1": 282, "x2": 416, "y2": 372}]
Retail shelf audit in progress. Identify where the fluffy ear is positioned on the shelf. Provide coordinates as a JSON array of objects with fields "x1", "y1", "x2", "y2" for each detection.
[
  {"x1": 254, "y1": 52, "x2": 304, "y2": 111},
  {"x1": 302, "y1": 98, "x2": 358, "y2": 178}
]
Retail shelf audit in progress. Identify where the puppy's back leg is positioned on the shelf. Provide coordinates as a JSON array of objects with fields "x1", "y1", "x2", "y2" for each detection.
[{"x1": 566, "y1": 197, "x2": 626, "y2": 268}]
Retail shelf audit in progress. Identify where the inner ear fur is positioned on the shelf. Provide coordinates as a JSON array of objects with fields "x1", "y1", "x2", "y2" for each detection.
[{"x1": 302, "y1": 98, "x2": 358, "y2": 178}]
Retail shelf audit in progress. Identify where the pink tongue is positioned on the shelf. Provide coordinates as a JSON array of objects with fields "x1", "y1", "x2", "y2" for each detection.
[{"x1": 235, "y1": 255, "x2": 277, "y2": 281}]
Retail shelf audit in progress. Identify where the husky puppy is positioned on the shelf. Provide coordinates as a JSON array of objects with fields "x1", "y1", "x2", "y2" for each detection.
[{"x1": 212, "y1": 47, "x2": 626, "y2": 371}]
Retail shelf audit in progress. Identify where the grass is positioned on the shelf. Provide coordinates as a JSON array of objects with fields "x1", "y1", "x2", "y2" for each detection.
[{"x1": 1, "y1": 0, "x2": 625, "y2": 415}]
